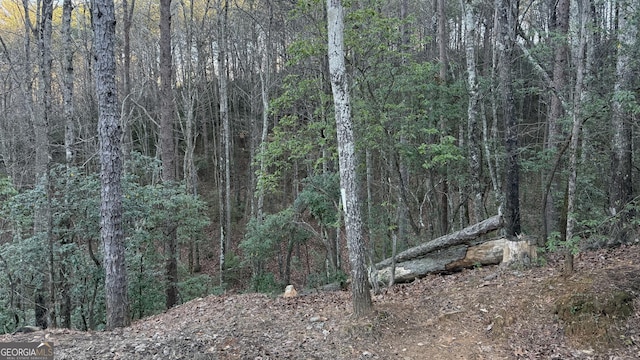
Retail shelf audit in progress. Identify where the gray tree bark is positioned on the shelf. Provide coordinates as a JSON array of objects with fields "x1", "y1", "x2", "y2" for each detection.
[
  {"x1": 376, "y1": 239, "x2": 507, "y2": 284},
  {"x1": 62, "y1": 0, "x2": 75, "y2": 169},
  {"x1": 177, "y1": 0, "x2": 201, "y2": 274},
  {"x1": 160, "y1": 0, "x2": 179, "y2": 309},
  {"x1": 437, "y1": 0, "x2": 449, "y2": 235},
  {"x1": 61, "y1": 0, "x2": 75, "y2": 329},
  {"x1": 327, "y1": 0, "x2": 372, "y2": 317},
  {"x1": 217, "y1": 0, "x2": 231, "y2": 285},
  {"x1": 543, "y1": 0, "x2": 570, "y2": 243},
  {"x1": 120, "y1": 0, "x2": 135, "y2": 162},
  {"x1": 495, "y1": 0, "x2": 521, "y2": 238},
  {"x1": 462, "y1": 0, "x2": 483, "y2": 224},
  {"x1": 564, "y1": 0, "x2": 590, "y2": 275},
  {"x1": 257, "y1": 23, "x2": 271, "y2": 220},
  {"x1": 609, "y1": 0, "x2": 637, "y2": 231},
  {"x1": 93, "y1": 0, "x2": 130, "y2": 329},
  {"x1": 34, "y1": 0, "x2": 53, "y2": 329},
  {"x1": 160, "y1": 0, "x2": 176, "y2": 184},
  {"x1": 376, "y1": 214, "x2": 503, "y2": 269}
]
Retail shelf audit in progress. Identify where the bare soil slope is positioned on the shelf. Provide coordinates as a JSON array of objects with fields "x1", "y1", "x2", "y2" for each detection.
[{"x1": 4, "y1": 245, "x2": 640, "y2": 360}]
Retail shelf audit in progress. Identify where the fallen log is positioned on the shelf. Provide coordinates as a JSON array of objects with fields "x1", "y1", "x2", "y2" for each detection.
[
  {"x1": 375, "y1": 214, "x2": 504, "y2": 269},
  {"x1": 376, "y1": 239, "x2": 506, "y2": 284}
]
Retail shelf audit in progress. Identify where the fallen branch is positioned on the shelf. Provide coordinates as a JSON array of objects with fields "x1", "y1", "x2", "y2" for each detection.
[
  {"x1": 376, "y1": 215, "x2": 504, "y2": 269},
  {"x1": 376, "y1": 239, "x2": 506, "y2": 284}
]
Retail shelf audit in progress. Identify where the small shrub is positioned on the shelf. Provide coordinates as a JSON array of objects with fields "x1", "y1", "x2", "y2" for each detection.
[
  {"x1": 250, "y1": 272, "x2": 281, "y2": 294},
  {"x1": 179, "y1": 274, "x2": 215, "y2": 302}
]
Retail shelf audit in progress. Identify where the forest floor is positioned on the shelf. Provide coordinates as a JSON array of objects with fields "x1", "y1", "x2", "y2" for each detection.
[{"x1": 4, "y1": 245, "x2": 640, "y2": 359}]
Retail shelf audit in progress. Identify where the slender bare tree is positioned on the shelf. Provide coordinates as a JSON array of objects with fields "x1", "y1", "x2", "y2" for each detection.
[
  {"x1": 543, "y1": 0, "x2": 570, "y2": 243},
  {"x1": 327, "y1": 0, "x2": 372, "y2": 317},
  {"x1": 120, "y1": 0, "x2": 135, "y2": 162},
  {"x1": 609, "y1": 0, "x2": 637, "y2": 234},
  {"x1": 564, "y1": 0, "x2": 590, "y2": 275},
  {"x1": 34, "y1": 0, "x2": 53, "y2": 329},
  {"x1": 216, "y1": 0, "x2": 231, "y2": 285},
  {"x1": 495, "y1": 0, "x2": 521, "y2": 238},
  {"x1": 437, "y1": 0, "x2": 449, "y2": 234},
  {"x1": 60, "y1": 0, "x2": 75, "y2": 328},
  {"x1": 461, "y1": 0, "x2": 483, "y2": 224}
]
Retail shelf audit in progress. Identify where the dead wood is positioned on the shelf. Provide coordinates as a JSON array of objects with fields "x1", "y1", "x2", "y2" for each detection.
[
  {"x1": 375, "y1": 215, "x2": 504, "y2": 269},
  {"x1": 376, "y1": 239, "x2": 506, "y2": 284}
]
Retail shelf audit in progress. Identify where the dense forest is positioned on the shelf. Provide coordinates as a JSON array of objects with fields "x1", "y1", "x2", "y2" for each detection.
[{"x1": 0, "y1": 0, "x2": 638, "y2": 333}]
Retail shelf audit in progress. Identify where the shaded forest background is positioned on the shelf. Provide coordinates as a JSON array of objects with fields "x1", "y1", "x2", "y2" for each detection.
[{"x1": 0, "y1": 0, "x2": 638, "y2": 333}]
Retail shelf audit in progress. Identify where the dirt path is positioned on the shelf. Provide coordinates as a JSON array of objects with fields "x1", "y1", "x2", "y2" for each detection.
[{"x1": 3, "y1": 245, "x2": 640, "y2": 359}]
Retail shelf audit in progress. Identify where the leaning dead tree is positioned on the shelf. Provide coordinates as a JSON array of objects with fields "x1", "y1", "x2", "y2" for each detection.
[{"x1": 374, "y1": 215, "x2": 537, "y2": 285}]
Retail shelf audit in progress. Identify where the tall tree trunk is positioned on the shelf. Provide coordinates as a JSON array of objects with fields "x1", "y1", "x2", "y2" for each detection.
[
  {"x1": 462, "y1": 0, "x2": 483, "y2": 224},
  {"x1": 18, "y1": 0, "x2": 40, "y2": 326},
  {"x1": 396, "y1": 0, "x2": 410, "y2": 246},
  {"x1": 327, "y1": 0, "x2": 373, "y2": 317},
  {"x1": 121, "y1": 0, "x2": 135, "y2": 162},
  {"x1": 257, "y1": 21, "x2": 271, "y2": 220},
  {"x1": 178, "y1": 0, "x2": 200, "y2": 273},
  {"x1": 160, "y1": 0, "x2": 176, "y2": 184},
  {"x1": 93, "y1": 0, "x2": 129, "y2": 329},
  {"x1": 218, "y1": 0, "x2": 232, "y2": 271},
  {"x1": 543, "y1": 0, "x2": 570, "y2": 244},
  {"x1": 485, "y1": 10, "x2": 502, "y2": 209},
  {"x1": 495, "y1": 0, "x2": 521, "y2": 238},
  {"x1": 437, "y1": 0, "x2": 449, "y2": 235},
  {"x1": 564, "y1": 0, "x2": 591, "y2": 276},
  {"x1": 160, "y1": 0, "x2": 179, "y2": 309},
  {"x1": 365, "y1": 148, "x2": 381, "y2": 293},
  {"x1": 609, "y1": 0, "x2": 637, "y2": 237},
  {"x1": 62, "y1": 0, "x2": 75, "y2": 170},
  {"x1": 35, "y1": 0, "x2": 54, "y2": 329},
  {"x1": 61, "y1": 0, "x2": 75, "y2": 329},
  {"x1": 220, "y1": 0, "x2": 231, "y2": 258}
]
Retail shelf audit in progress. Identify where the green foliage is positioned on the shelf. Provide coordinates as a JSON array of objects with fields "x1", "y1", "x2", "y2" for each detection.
[
  {"x1": 241, "y1": 208, "x2": 310, "y2": 275},
  {"x1": 125, "y1": 181, "x2": 210, "y2": 247},
  {"x1": 612, "y1": 90, "x2": 640, "y2": 114},
  {"x1": 0, "y1": 176, "x2": 17, "y2": 200},
  {"x1": 1, "y1": 184, "x2": 44, "y2": 238},
  {"x1": 179, "y1": 274, "x2": 216, "y2": 302},
  {"x1": 270, "y1": 2, "x2": 469, "y2": 276},
  {"x1": 224, "y1": 251, "x2": 241, "y2": 270},
  {"x1": 546, "y1": 231, "x2": 581, "y2": 255},
  {"x1": 351, "y1": 52, "x2": 467, "y2": 175},
  {"x1": 241, "y1": 212, "x2": 286, "y2": 267},
  {"x1": 419, "y1": 133, "x2": 465, "y2": 170},
  {"x1": 220, "y1": 251, "x2": 246, "y2": 289},
  {"x1": 128, "y1": 256, "x2": 165, "y2": 319},
  {"x1": 0, "y1": 154, "x2": 211, "y2": 332},
  {"x1": 294, "y1": 172, "x2": 341, "y2": 227},
  {"x1": 286, "y1": 38, "x2": 326, "y2": 66},
  {"x1": 520, "y1": 145, "x2": 557, "y2": 174},
  {"x1": 126, "y1": 151, "x2": 162, "y2": 185},
  {"x1": 257, "y1": 0, "x2": 339, "y2": 199},
  {"x1": 345, "y1": 3, "x2": 405, "y2": 58},
  {"x1": 123, "y1": 162, "x2": 210, "y2": 318},
  {"x1": 243, "y1": 173, "x2": 341, "y2": 285},
  {"x1": 249, "y1": 272, "x2": 281, "y2": 294},
  {"x1": 256, "y1": 73, "x2": 335, "y2": 196}
]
